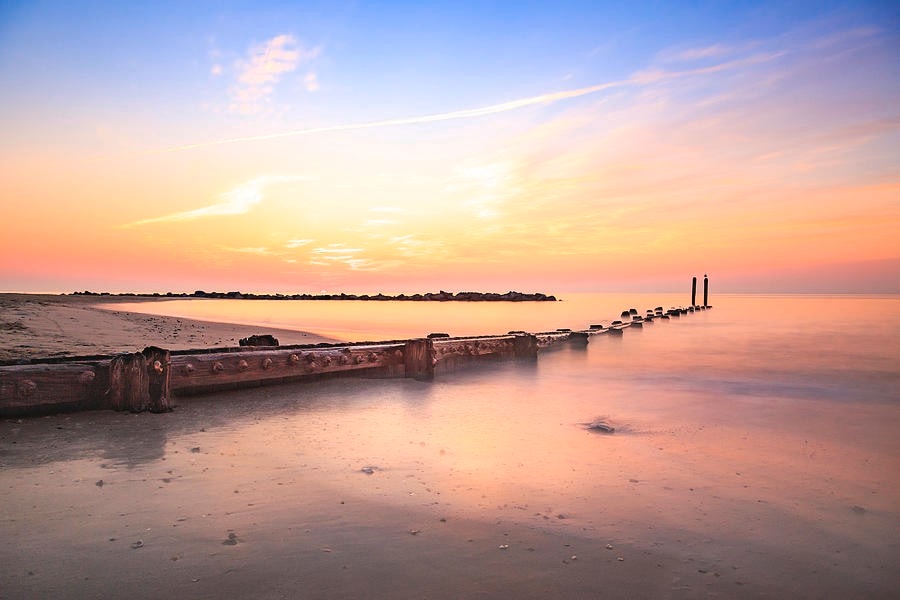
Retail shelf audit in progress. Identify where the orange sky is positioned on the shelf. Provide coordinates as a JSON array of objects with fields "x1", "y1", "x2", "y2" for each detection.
[{"x1": 1, "y1": 3, "x2": 898, "y2": 293}]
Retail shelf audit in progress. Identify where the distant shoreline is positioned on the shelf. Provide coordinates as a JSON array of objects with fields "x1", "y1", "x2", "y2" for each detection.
[{"x1": 69, "y1": 289, "x2": 558, "y2": 302}]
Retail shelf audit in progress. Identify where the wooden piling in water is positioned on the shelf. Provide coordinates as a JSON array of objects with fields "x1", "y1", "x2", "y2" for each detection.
[
  {"x1": 513, "y1": 334, "x2": 538, "y2": 360},
  {"x1": 703, "y1": 274, "x2": 709, "y2": 307},
  {"x1": 404, "y1": 338, "x2": 434, "y2": 381},
  {"x1": 692, "y1": 276, "x2": 697, "y2": 306},
  {"x1": 568, "y1": 331, "x2": 590, "y2": 345}
]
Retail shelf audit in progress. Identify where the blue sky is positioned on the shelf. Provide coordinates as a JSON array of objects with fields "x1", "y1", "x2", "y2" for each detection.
[{"x1": 1, "y1": 1, "x2": 898, "y2": 293}]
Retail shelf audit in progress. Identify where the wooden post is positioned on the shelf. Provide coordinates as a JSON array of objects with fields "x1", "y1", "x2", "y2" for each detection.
[
  {"x1": 404, "y1": 338, "x2": 434, "y2": 381},
  {"x1": 691, "y1": 276, "x2": 697, "y2": 307},
  {"x1": 703, "y1": 274, "x2": 709, "y2": 307},
  {"x1": 512, "y1": 334, "x2": 538, "y2": 360},
  {"x1": 143, "y1": 347, "x2": 172, "y2": 413},
  {"x1": 568, "y1": 332, "x2": 589, "y2": 347},
  {"x1": 108, "y1": 352, "x2": 149, "y2": 412}
]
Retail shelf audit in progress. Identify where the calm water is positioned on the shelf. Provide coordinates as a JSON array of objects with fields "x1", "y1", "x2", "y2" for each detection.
[
  {"x1": 107, "y1": 292, "x2": 695, "y2": 340},
  {"x1": 4, "y1": 294, "x2": 899, "y2": 596}
]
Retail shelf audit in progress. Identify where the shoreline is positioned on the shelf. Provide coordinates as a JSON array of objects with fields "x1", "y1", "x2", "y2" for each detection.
[{"x1": 0, "y1": 293, "x2": 337, "y2": 362}]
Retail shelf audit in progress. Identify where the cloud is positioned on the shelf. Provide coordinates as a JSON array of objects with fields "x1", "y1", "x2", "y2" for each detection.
[
  {"x1": 445, "y1": 161, "x2": 516, "y2": 219},
  {"x1": 223, "y1": 246, "x2": 274, "y2": 255},
  {"x1": 122, "y1": 175, "x2": 306, "y2": 227},
  {"x1": 812, "y1": 26, "x2": 881, "y2": 50},
  {"x1": 304, "y1": 71, "x2": 320, "y2": 92},
  {"x1": 164, "y1": 51, "x2": 783, "y2": 153},
  {"x1": 284, "y1": 239, "x2": 314, "y2": 249},
  {"x1": 662, "y1": 44, "x2": 733, "y2": 63},
  {"x1": 308, "y1": 244, "x2": 379, "y2": 271},
  {"x1": 229, "y1": 34, "x2": 320, "y2": 114},
  {"x1": 311, "y1": 246, "x2": 364, "y2": 255}
]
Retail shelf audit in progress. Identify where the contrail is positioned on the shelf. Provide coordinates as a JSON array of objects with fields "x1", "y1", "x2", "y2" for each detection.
[
  {"x1": 162, "y1": 79, "x2": 629, "y2": 153},
  {"x1": 161, "y1": 52, "x2": 781, "y2": 154}
]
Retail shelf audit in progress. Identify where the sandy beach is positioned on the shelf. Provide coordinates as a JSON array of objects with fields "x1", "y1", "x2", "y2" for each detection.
[{"x1": 0, "y1": 293, "x2": 336, "y2": 362}]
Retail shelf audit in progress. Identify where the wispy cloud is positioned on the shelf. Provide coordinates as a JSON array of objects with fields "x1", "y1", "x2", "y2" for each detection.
[
  {"x1": 284, "y1": 239, "x2": 314, "y2": 249},
  {"x1": 812, "y1": 26, "x2": 880, "y2": 50},
  {"x1": 445, "y1": 161, "x2": 517, "y2": 219},
  {"x1": 122, "y1": 175, "x2": 306, "y2": 227},
  {"x1": 307, "y1": 244, "x2": 380, "y2": 271},
  {"x1": 230, "y1": 34, "x2": 320, "y2": 114},
  {"x1": 304, "y1": 71, "x2": 320, "y2": 92},
  {"x1": 165, "y1": 51, "x2": 782, "y2": 153},
  {"x1": 661, "y1": 44, "x2": 733, "y2": 63},
  {"x1": 222, "y1": 246, "x2": 275, "y2": 255},
  {"x1": 311, "y1": 246, "x2": 364, "y2": 256}
]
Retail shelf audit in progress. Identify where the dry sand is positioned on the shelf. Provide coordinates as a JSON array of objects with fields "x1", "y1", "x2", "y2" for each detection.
[{"x1": 0, "y1": 293, "x2": 336, "y2": 362}]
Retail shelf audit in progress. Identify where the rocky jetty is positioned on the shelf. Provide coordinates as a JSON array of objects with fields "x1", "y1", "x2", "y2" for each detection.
[{"x1": 71, "y1": 290, "x2": 558, "y2": 302}]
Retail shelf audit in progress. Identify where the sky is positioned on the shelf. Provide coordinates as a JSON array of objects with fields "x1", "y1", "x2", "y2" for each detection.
[{"x1": 1, "y1": 1, "x2": 898, "y2": 294}]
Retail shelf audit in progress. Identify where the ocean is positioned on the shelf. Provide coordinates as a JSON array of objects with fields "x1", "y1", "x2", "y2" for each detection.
[{"x1": 3, "y1": 293, "x2": 898, "y2": 597}]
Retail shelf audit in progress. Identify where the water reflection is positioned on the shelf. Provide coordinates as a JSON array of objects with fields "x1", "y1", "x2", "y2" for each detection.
[{"x1": 105, "y1": 292, "x2": 695, "y2": 341}]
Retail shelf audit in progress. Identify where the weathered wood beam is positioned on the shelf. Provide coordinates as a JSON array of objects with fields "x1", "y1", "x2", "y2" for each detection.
[
  {"x1": 168, "y1": 343, "x2": 406, "y2": 394},
  {"x1": 0, "y1": 361, "x2": 107, "y2": 415}
]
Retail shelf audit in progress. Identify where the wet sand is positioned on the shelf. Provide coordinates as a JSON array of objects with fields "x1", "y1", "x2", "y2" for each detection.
[
  {"x1": 1, "y1": 293, "x2": 897, "y2": 598},
  {"x1": 0, "y1": 293, "x2": 336, "y2": 362},
  {"x1": 2, "y1": 381, "x2": 894, "y2": 599}
]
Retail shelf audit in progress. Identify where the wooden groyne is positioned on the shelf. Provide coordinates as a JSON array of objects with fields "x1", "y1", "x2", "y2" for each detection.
[{"x1": 0, "y1": 305, "x2": 709, "y2": 417}]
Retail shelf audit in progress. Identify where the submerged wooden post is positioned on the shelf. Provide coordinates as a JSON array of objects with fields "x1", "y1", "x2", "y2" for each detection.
[
  {"x1": 512, "y1": 334, "x2": 538, "y2": 360},
  {"x1": 703, "y1": 274, "x2": 709, "y2": 307},
  {"x1": 404, "y1": 338, "x2": 434, "y2": 381},
  {"x1": 108, "y1": 352, "x2": 149, "y2": 412},
  {"x1": 691, "y1": 276, "x2": 697, "y2": 307},
  {"x1": 143, "y1": 346, "x2": 172, "y2": 412},
  {"x1": 568, "y1": 331, "x2": 589, "y2": 347}
]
